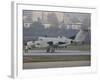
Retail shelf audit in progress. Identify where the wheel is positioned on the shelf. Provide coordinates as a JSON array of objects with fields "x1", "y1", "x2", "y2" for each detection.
[
  {"x1": 51, "y1": 48, "x2": 55, "y2": 53},
  {"x1": 25, "y1": 49, "x2": 28, "y2": 53},
  {"x1": 46, "y1": 47, "x2": 50, "y2": 53}
]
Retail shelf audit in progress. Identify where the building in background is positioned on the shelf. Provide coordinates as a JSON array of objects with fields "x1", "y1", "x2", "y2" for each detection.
[{"x1": 23, "y1": 11, "x2": 85, "y2": 30}]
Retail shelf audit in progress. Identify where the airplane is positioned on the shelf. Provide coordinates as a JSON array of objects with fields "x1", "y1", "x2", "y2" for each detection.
[{"x1": 25, "y1": 29, "x2": 88, "y2": 53}]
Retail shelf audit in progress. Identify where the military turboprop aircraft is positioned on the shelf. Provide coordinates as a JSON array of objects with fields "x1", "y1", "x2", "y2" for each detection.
[{"x1": 25, "y1": 29, "x2": 88, "y2": 53}]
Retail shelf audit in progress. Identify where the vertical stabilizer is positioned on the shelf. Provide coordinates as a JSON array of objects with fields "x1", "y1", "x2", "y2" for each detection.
[{"x1": 74, "y1": 29, "x2": 87, "y2": 42}]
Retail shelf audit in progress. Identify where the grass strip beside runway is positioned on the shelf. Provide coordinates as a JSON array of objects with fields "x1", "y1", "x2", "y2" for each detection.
[{"x1": 23, "y1": 55, "x2": 90, "y2": 63}]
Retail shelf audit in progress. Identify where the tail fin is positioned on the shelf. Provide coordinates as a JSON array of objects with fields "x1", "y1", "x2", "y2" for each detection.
[{"x1": 74, "y1": 29, "x2": 88, "y2": 42}]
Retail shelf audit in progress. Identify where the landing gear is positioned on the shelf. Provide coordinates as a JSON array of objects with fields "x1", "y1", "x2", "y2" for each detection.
[
  {"x1": 46, "y1": 47, "x2": 50, "y2": 53},
  {"x1": 51, "y1": 47, "x2": 55, "y2": 53},
  {"x1": 25, "y1": 46, "x2": 28, "y2": 53},
  {"x1": 46, "y1": 46, "x2": 55, "y2": 53}
]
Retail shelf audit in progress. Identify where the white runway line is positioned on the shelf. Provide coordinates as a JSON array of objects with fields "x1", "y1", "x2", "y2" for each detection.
[{"x1": 24, "y1": 50, "x2": 90, "y2": 56}]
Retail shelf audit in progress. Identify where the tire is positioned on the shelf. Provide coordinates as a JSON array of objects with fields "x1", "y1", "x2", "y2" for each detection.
[
  {"x1": 51, "y1": 48, "x2": 55, "y2": 53},
  {"x1": 46, "y1": 48, "x2": 50, "y2": 53}
]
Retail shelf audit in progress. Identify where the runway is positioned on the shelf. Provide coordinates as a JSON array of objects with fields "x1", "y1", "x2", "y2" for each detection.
[
  {"x1": 23, "y1": 61, "x2": 90, "y2": 69},
  {"x1": 24, "y1": 50, "x2": 90, "y2": 56},
  {"x1": 23, "y1": 50, "x2": 90, "y2": 69}
]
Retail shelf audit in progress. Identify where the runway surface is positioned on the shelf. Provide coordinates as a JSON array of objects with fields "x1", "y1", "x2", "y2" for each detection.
[
  {"x1": 23, "y1": 61, "x2": 90, "y2": 69},
  {"x1": 24, "y1": 50, "x2": 90, "y2": 56}
]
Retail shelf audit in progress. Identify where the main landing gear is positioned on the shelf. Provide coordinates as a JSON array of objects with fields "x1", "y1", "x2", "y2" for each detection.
[{"x1": 46, "y1": 46, "x2": 55, "y2": 53}]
